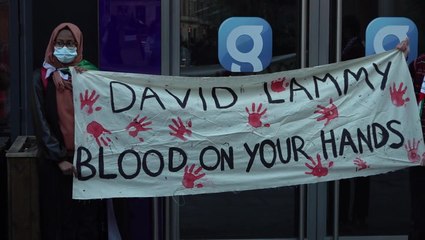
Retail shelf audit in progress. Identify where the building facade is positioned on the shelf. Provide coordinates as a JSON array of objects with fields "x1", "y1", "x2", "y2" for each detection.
[{"x1": 1, "y1": 0, "x2": 424, "y2": 239}]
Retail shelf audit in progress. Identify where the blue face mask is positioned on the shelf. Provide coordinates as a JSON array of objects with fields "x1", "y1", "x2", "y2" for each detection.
[{"x1": 53, "y1": 46, "x2": 78, "y2": 63}]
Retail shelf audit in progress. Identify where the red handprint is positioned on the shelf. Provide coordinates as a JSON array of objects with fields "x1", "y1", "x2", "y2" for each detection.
[
  {"x1": 390, "y1": 82, "x2": 410, "y2": 107},
  {"x1": 305, "y1": 154, "x2": 333, "y2": 177},
  {"x1": 87, "y1": 121, "x2": 112, "y2": 147},
  {"x1": 125, "y1": 114, "x2": 152, "y2": 142},
  {"x1": 246, "y1": 103, "x2": 268, "y2": 128},
  {"x1": 405, "y1": 138, "x2": 421, "y2": 163},
  {"x1": 314, "y1": 98, "x2": 339, "y2": 126},
  {"x1": 182, "y1": 164, "x2": 205, "y2": 189},
  {"x1": 354, "y1": 157, "x2": 369, "y2": 171},
  {"x1": 271, "y1": 77, "x2": 289, "y2": 92},
  {"x1": 80, "y1": 89, "x2": 102, "y2": 115},
  {"x1": 169, "y1": 117, "x2": 192, "y2": 141}
]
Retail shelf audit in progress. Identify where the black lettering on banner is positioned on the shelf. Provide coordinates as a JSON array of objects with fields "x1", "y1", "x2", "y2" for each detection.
[
  {"x1": 140, "y1": 87, "x2": 166, "y2": 111},
  {"x1": 290, "y1": 78, "x2": 313, "y2": 102},
  {"x1": 291, "y1": 136, "x2": 308, "y2": 161},
  {"x1": 357, "y1": 125, "x2": 373, "y2": 153},
  {"x1": 373, "y1": 61, "x2": 391, "y2": 90},
  {"x1": 276, "y1": 138, "x2": 291, "y2": 164},
  {"x1": 259, "y1": 139, "x2": 276, "y2": 168},
  {"x1": 118, "y1": 149, "x2": 141, "y2": 179},
  {"x1": 99, "y1": 147, "x2": 117, "y2": 179},
  {"x1": 244, "y1": 143, "x2": 259, "y2": 172},
  {"x1": 142, "y1": 150, "x2": 164, "y2": 177},
  {"x1": 313, "y1": 73, "x2": 342, "y2": 98},
  {"x1": 245, "y1": 137, "x2": 307, "y2": 172},
  {"x1": 110, "y1": 81, "x2": 136, "y2": 113},
  {"x1": 168, "y1": 147, "x2": 187, "y2": 172},
  {"x1": 343, "y1": 68, "x2": 372, "y2": 94},
  {"x1": 321, "y1": 130, "x2": 337, "y2": 159},
  {"x1": 221, "y1": 147, "x2": 234, "y2": 170},
  {"x1": 199, "y1": 87, "x2": 207, "y2": 111},
  {"x1": 212, "y1": 87, "x2": 238, "y2": 109},
  {"x1": 386, "y1": 120, "x2": 404, "y2": 148},
  {"x1": 165, "y1": 89, "x2": 191, "y2": 109},
  {"x1": 339, "y1": 129, "x2": 359, "y2": 156},
  {"x1": 319, "y1": 121, "x2": 402, "y2": 159},
  {"x1": 264, "y1": 82, "x2": 285, "y2": 104},
  {"x1": 372, "y1": 122, "x2": 389, "y2": 148},
  {"x1": 199, "y1": 146, "x2": 234, "y2": 171},
  {"x1": 76, "y1": 146, "x2": 96, "y2": 181},
  {"x1": 200, "y1": 146, "x2": 219, "y2": 170}
]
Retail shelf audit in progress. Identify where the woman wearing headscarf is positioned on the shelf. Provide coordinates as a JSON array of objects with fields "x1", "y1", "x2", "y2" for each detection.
[{"x1": 31, "y1": 22, "x2": 102, "y2": 240}]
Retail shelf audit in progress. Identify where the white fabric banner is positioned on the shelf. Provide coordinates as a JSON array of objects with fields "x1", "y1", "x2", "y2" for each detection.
[{"x1": 72, "y1": 50, "x2": 424, "y2": 199}]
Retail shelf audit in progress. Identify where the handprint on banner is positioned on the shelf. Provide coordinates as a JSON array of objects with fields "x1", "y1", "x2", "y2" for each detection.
[
  {"x1": 314, "y1": 98, "x2": 339, "y2": 126},
  {"x1": 169, "y1": 117, "x2": 192, "y2": 141},
  {"x1": 405, "y1": 138, "x2": 421, "y2": 163},
  {"x1": 305, "y1": 154, "x2": 334, "y2": 177},
  {"x1": 80, "y1": 89, "x2": 102, "y2": 115},
  {"x1": 182, "y1": 164, "x2": 205, "y2": 189},
  {"x1": 354, "y1": 157, "x2": 369, "y2": 171},
  {"x1": 87, "y1": 121, "x2": 112, "y2": 147},
  {"x1": 271, "y1": 77, "x2": 289, "y2": 92},
  {"x1": 390, "y1": 82, "x2": 410, "y2": 107},
  {"x1": 125, "y1": 114, "x2": 152, "y2": 142},
  {"x1": 246, "y1": 103, "x2": 269, "y2": 128}
]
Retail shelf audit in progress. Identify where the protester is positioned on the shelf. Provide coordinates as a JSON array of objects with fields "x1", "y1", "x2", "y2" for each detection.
[
  {"x1": 398, "y1": 38, "x2": 425, "y2": 240},
  {"x1": 31, "y1": 22, "x2": 103, "y2": 240}
]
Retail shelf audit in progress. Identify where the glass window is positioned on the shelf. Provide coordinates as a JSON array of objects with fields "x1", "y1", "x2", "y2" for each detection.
[
  {"x1": 180, "y1": 0, "x2": 301, "y2": 77},
  {"x1": 0, "y1": 2, "x2": 9, "y2": 239},
  {"x1": 97, "y1": 2, "x2": 162, "y2": 239},
  {"x1": 179, "y1": 1, "x2": 302, "y2": 238},
  {"x1": 0, "y1": 1, "x2": 9, "y2": 133},
  {"x1": 99, "y1": 0, "x2": 161, "y2": 74},
  {"x1": 328, "y1": 0, "x2": 425, "y2": 237}
]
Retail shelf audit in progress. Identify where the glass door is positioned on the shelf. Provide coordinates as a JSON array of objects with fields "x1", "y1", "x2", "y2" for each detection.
[
  {"x1": 177, "y1": 1, "x2": 305, "y2": 239},
  {"x1": 0, "y1": 2, "x2": 10, "y2": 239},
  {"x1": 170, "y1": 0, "x2": 425, "y2": 239},
  {"x1": 327, "y1": 0, "x2": 425, "y2": 239}
]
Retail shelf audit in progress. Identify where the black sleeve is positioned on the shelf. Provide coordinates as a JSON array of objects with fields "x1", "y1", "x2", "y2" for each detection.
[
  {"x1": 408, "y1": 55, "x2": 425, "y2": 101},
  {"x1": 30, "y1": 69, "x2": 67, "y2": 162}
]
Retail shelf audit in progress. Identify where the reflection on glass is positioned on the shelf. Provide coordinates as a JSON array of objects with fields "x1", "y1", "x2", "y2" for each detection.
[
  {"x1": 338, "y1": 12, "x2": 371, "y2": 236},
  {"x1": 0, "y1": 2, "x2": 9, "y2": 133},
  {"x1": 180, "y1": 188, "x2": 300, "y2": 239},
  {"x1": 180, "y1": 0, "x2": 300, "y2": 77},
  {"x1": 99, "y1": 0, "x2": 161, "y2": 74},
  {"x1": 97, "y1": 2, "x2": 161, "y2": 240},
  {"x1": 331, "y1": 170, "x2": 410, "y2": 236},
  {"x1": 179, "y1": 0, "x2": 301, "y2": 239},
  {"x1": 332, "y1": 0, "x2": 425, "y2": 237},
  {"x1": 0, "y1": 2, "x2": 9, "y2": 239}
]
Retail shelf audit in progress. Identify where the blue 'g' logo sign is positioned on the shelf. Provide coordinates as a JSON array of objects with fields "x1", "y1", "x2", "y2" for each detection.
[
  {"x1": 366, "y1": 17, "x2": 418, "y2": 63},
  {"x1": 218, "y1": 17, "x2": 272, "y2": 72}
]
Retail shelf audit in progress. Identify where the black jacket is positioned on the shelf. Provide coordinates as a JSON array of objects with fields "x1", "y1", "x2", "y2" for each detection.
[{"x1": 31, "y1": 69, "x2": 68, "y2": 162}]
